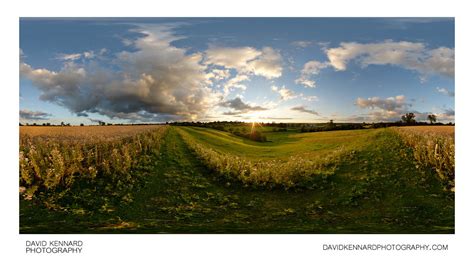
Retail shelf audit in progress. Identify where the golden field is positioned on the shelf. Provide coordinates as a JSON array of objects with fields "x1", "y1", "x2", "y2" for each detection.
[
  {"x1": 396, "y1": 126, "x2": 454, "y2": 136},
  {"x1": 395, "y1": 126, "x2": 455, "y2": 190},
  {"x1": 20, "y1": 125, "x2": 164, "y2": 142},
  {"x1": 19, "y1": 125, "x2": 169, "y2": 202}
]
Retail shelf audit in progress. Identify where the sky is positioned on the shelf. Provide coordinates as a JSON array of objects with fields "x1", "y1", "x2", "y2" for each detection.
[{"x1": 19, "y1": 18, "x2": 455, "y2": 125}]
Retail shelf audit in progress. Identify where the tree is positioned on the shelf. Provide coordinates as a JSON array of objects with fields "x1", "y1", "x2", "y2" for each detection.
[
  {"x1": 401, "y1": 113, "x2": 416, "y2": 124},
  {"x1": 427, "y1": 114, "x2": 437, "y2": 124}
]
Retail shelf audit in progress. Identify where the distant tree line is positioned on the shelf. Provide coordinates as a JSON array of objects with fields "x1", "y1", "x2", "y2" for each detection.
[
  {"x1": 20, "y1": 113, "x2": 453, "y2": 129},
  {"x1": 168, "y1": 114, "x2": 454, "y2": 135}
]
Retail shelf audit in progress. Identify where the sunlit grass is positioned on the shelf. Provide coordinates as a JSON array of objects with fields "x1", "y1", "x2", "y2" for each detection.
[{"x1": 177, "y1": 127, "x2": 382, "y2": 187}]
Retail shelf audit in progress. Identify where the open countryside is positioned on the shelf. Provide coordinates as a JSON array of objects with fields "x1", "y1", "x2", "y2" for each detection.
[
  {"x1": 20, "y1": 18, "x2": 454, "y2": 233},
  {"x1": 20, "y1": 122, "x2": 454, "y2": 233}
]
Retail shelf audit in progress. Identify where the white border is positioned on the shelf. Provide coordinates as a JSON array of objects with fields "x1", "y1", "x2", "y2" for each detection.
[{"x1": 2, "y1": 0, "x2": 473, "y2": 259}]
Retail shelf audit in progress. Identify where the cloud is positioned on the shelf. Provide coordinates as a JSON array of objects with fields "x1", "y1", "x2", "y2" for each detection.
[
  {"x1": 355, "y1": 95, "x2": 410, "y2": 121},
  {"x1": 443, "y1": 108, "x2": 455, "y2": 116},
  {"x1": 205, "y1": 46, "x2": 282, "y2": 79},
  {"x1": 258, "y1": 116, "x2": 293, "y2": 120},
  {"x1": 206, "y1": 68, "x2": 231, "y2": 81},
  {"x1": 56, "y1": 50, "x2": 99, "y2": 61},
  {"x1": 355, "y1": 95, "x2": 408, "y2": 111},
  {"x1": 222, "y1": 74, "x2": 249, "y2": 95},
  {"x1": 219, "y1": 97, "x2": 267, "y2": 115},
  {"x1": 291, "y1": 106, "x2": 319, "y2": 116},
  {"x1": 20, "y1": 109, "x2": 51, "y2": 120},
  {"x1": 57, "y1": 53, "x2": 82, "y2": 61},
  {"x1": 271, "y1": 85, "x2": 297, "y2": 101},
  {"x1": 413, "y1": 108, "x2": 455, "y2": 123},
  {"x1": 291, "y1": 41, "x2": 330, "y2": 49},
  {"x1": 353, "y1": 95, "x2": 454, "y2": 122},
  {"x1": 205, "y1": 46, "x2": 261, "y2": 71},
  {"x1": 222, "y1": 111, "x2": 244, "y2": 116},
  {"x1": 248, "y1": 47, "x2": 283, "y2": 79},
  {"x1": 295, "y1": 78, "x2": 317, "y2": 88},
  {"x1": 326, "y1": 40, "x2": 454, "y2": 80},
  {"x1": 436, "y1": 87, "x2": 455, "y2": 97},
  {"x1": 291, "y1": 41, "x2": 313, "y2": 48},
  {"x1": 295, "y1": 60, "x2": 329, "y2": 88},
  {"x1": 21, "y1": 24, "x2": 222, "y2": 122},
  {"x1": 302, "y1": 95, "x2": 319, "y2": 102},
  {"x1": 76, "y1": 112, "x2": 89, "y2": 117}
]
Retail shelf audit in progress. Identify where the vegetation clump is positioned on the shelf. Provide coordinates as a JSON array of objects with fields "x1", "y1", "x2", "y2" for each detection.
[
  {"x1": 19, "y1": 126, "x2": 168, "y2": 210},
  {"x1": 394, "y1": 126, "x2": 455, "y2": 191}
]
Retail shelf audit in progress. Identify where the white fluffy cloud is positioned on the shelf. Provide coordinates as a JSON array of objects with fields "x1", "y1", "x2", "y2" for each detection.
[
  {"x1": 248, "y1": 47, "x2": 283, "y2": 79},
  {"x1": 56, "y1": 49, "x2": 104, "y2": 61},
  {"x1": 205, "y1": 46, "x2": 261, "y2": 71},
  {"x1": 271, "y1": 85, "x2": 297, "y2": 101},
  {"x1": 206, "y1": 68, "x2": 231, "y2": 81},
  {"x1": 326, "y1": 40, "x2": 454, "y2": 79},
  {"x1": 295, "y1": 60, "x2": 329, "y2": 88},
  {"x1": 21, "y1": 25, "x2": 222, "y2": 121},
  {"x1": 205, "y1": 46, "x2": 283, "y2": 79},
  {"x1": 222, "y1": 74, "x2": 249, "y2": 95},
  {"x1": 356, "y1": 95, "x2": 408, "y2": 111},
  {"x1": 355, "y1": 95, "x2": 455, "y2": 122},
  {"x1": 355, "y1": 95, "x2": 421, "y2": 121},
  {"x1": 57, "y1": 53, "x2": 82, "y2": 61}
]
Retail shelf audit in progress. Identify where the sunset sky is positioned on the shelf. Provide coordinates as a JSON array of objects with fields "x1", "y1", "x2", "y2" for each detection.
[{"x1": 20, "y1": 18, "x2": 454, "y2": 125}]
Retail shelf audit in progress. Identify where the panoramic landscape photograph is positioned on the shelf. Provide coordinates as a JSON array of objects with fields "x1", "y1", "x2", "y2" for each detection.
[{"x1": 19, "y1": 17, "x2": 454, "y2": 234}]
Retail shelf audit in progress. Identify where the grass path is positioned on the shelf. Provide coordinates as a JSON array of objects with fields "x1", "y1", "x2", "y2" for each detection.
[{"x1": 20, "y1": 127, "x2": 454, "y2": 233}]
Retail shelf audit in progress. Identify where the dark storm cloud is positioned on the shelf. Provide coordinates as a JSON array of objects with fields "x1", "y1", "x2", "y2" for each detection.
[{"x1": 20, "y1": 109, "x2": 51, "y2": 120}]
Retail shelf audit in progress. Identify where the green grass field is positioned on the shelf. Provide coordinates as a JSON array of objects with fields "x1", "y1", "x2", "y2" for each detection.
[
  {"x1": 20, "y1": 126, "x2": 454, "y2": 233},
  {"x1": 179, "y1": 126, "x2": 375, "y2": 159}
]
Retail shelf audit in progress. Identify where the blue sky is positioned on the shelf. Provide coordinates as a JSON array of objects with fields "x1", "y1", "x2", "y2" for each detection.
[{"x1": 20, "y1": 18, "x2": 455, "y2": 124}]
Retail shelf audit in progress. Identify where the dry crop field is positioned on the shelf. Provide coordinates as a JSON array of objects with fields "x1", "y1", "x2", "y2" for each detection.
[
  {"x1": 20, "y1": 125, "x2": 163, "y2": 141},
  {"x1": 19, "y1": 125, "x2": 168, "y2": 207},
  {"x1": 395, "y1": 126, "x2": 455, "y2": 190},
  {"x1": 396, "y1": 126, "x2": 454, "y2": 136}
]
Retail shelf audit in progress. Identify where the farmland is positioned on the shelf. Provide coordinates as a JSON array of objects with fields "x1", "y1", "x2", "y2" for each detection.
[{"x1": 20, "y1": 125, "x2": 454, "y2": 233}]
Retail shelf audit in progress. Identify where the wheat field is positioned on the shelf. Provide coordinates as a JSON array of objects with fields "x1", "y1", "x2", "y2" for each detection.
[
  {"x1": 19, "y1": 125, "x2": 168, "y2": 204},
  {"x1": 395, "y1": 126, "x2": 455, "y2": 191}
]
